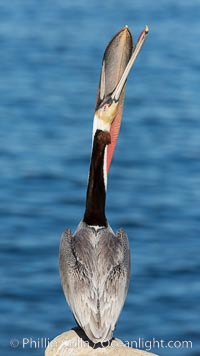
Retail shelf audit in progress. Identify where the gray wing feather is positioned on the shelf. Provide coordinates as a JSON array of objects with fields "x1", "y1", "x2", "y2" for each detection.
[
  {"x1": 97, "y1": 228, "x2": 130, "y2": 336},
  {"x1": 59, "y1": 225, "x2": 130, "y2": 343}
]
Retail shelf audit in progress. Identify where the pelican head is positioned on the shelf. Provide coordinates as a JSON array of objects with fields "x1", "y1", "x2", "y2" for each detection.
[
  {"x1": 96, "y1": 25, "x2": 149, "y2": 116},
  {"x1": 93, "y1": 25, "x2": 148, "y2": 174},
  {"x1": 59, "y1": 25, "x2": 149, "y2": 344}
]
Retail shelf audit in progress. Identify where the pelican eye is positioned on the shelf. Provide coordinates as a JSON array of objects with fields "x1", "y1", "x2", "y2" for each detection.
[{"x1": 103, "y1": 103, "x2": 110, "y2": 111}]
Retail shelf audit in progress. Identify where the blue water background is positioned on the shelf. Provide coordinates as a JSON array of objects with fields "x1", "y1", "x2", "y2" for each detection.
[{"x1": 1, "y1": 0, "x2": 200, "y2": 355}]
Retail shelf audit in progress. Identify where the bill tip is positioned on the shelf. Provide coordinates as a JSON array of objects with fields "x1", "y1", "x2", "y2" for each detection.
[{"x1": 145, "y1": 25, "x2": 149, "y2": 33}]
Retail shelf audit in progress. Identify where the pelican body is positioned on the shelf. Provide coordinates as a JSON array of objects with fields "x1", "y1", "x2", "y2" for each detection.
[{"x1": 59, "y1": 25, "x2": 148, "y2": 343}]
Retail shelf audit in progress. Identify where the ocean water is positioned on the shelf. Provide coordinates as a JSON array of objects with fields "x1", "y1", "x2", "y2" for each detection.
[{"x1": 1, "y1": 0, "x2": 200, "y2": 355}]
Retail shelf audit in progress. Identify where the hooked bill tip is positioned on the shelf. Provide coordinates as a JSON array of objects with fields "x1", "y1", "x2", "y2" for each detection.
[{"x1": 145, "y1": 25, "x2": 149, "y2": 34}]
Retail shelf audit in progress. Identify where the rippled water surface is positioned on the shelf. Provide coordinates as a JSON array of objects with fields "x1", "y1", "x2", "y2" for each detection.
[{"x1": 1, "y1": 1, "x2": 200, "y2": 355}]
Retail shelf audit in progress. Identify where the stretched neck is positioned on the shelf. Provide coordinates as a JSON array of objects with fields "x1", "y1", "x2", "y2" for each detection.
[{"x1": 83, "y1": 130, "x2": 111, "y2": 227}]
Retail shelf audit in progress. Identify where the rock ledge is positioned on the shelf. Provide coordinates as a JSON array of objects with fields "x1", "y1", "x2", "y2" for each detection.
[{"x1": 45, "y1": 329, "x2": 159, "y2": 355}]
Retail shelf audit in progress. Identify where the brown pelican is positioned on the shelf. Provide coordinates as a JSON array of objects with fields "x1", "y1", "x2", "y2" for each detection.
[{"x1": 59, "y1": 25, "x2": 148, "y2": 344}]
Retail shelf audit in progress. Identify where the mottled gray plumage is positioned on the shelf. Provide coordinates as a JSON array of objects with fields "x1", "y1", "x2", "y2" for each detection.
[{"x1": 59, "y1": 221, "x2": 130, "y2": 343}]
